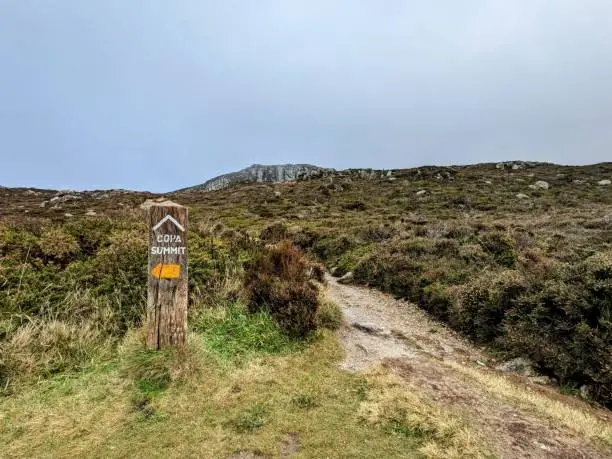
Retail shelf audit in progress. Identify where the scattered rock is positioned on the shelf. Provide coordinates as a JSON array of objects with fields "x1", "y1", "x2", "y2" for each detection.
[
  {"x1": 64, "y1": 213, "x2": 73, "y2": 218},
  {"x1": 528, "y1": 185, "x2": 537, "y2": 190},
  {"x1": 516, "y1": 193, "x2": 530, "y2": 199},
  {"x1": 533, "y1": 181, "x2": 549, "y2": 190},
  {"x1": 23, "y1": 189, "x2": 40, "y2": 196},
  {"x1": 351, "y1": 322, "x2": 391, "y2": 337},
  {"x1": 40, "y1": 201, "x2": 47, "y2": 208},
  {"x1": 496, "y1": 163, "x2": 505, "y2": 170},
  {"x1": 329, "y1": 267, "x2": 342, "y2": 277},
  {"x1": 274, "y1": 191, "x2": 282, "y2": 198},
  {"x1": 597, "y1": 179, "x2": 611, "y2": 186},
  {"x1": 50, "y1": 194, "x2": 82, "y2": 204},
  {"x1": 416, "y1": 190, "x2": 427, "y2": 196},
  {"x1": 338, "y1": 271, "x2": 354, "y2": 284},
  {"x1": 85, "y1": 210, "x2": 97, "y2": 216},
  {"x1": 573, "y1": 180, "x2": 585, "y2": 184},
  {"x1": 484, "y1": 180, "x2": 492, "y2": 185},
  {"x1": 496, "y1": 357, "x2": 536, "y2": 376}
]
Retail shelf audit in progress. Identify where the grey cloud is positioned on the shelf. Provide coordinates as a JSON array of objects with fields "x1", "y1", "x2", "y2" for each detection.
[{"x1": 0, "y1": 1, "x2": 610, "y2": 190}]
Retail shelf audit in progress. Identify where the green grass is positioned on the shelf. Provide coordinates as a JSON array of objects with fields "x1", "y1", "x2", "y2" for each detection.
[
  {"x1": 0, "y1": 331, "x2": 437, "y2": 458},
  {"x1": 193, "y1": 301, "x2": 300, "y2": 363}
]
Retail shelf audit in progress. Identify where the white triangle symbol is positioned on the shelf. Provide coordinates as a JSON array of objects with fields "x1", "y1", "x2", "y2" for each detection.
[{"x1": 153, "y1": 215, "x2": 185, "y2": 232}]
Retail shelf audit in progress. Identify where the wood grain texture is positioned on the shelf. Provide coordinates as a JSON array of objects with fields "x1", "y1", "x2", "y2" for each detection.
[{"x1": 147, "y1": 202, "x2": 188, "y2": 349}]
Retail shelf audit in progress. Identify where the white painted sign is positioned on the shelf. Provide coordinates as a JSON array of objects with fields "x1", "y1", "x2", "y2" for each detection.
[
  {"x1": 151, "y1": 214, "x2": 187, "y2": 255},
  {"x1": 153, "y1": 215, "x2": 185, "y2": 232}
]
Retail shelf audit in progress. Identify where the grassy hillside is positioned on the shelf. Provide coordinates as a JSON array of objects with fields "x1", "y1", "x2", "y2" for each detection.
[{"x1": 1, "y1": 161, "x2": 611, "y2": 456}]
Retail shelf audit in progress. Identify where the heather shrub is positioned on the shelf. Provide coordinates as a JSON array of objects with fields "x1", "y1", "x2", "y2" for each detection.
[
  {"x1": 244, "y1": 242, "x2": 322, "y2": 337},
  {"x1": 449, "y1": 270, "x2": 526, "y2": 342},
  {"x1": 353, "y1": 252, "x2": 423, "y2": 300},
  {"x1": 336, "y1": 244, "x2": 376, "y2": 276},
  {"x1": 87, "y1": 229, "x2": 148, "y2": 328},
  {"x1": 38, "y1": 226, "x2": 80, "y2": 264},
  {"x1": 479, "y1": 232, "x2": 518, "y2": 267},
  {"x1": 259, "y1": 222, "x2": 289, "y2": 243},
  {"x1": 358, "y1": 224, "x2": 397, "y2": 243},
  {"x1": 312, "y1": 235, "x2": 357, "y2": 265},
  {"x1": 504, "y1": 252, "x2": 612, "y2": 407}
]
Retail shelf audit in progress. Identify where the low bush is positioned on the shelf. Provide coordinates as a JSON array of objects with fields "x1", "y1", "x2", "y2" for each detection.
[
  {"x1": 504, "y1": 252, "x2": 612, "y2": 407},
  {"x1": 312, "y1": 235, "x2": 357, "y2": 266},
  {"x1": 39, "y1": 226, "x2": 81, "y2": 265},
  {"x1": 448, "y1": 270, "x2": 526, "y2": 342},
  {"x1": 259, "y1": 222, "x2": 289, "y2": 243},
  {"x1": 244, "y1": 242, "x2": 322, "y2": 337},
  {"x1": 479, "y1": 232, "x2": 518, "y2": 267},
  {"x1": 336, "y1": 244, "x2": 376, "y2": 276}
]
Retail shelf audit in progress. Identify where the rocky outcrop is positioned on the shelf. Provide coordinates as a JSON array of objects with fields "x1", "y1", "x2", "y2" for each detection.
[{"x1": 182, "y1": 164, "x2": 333, "y2": 192}]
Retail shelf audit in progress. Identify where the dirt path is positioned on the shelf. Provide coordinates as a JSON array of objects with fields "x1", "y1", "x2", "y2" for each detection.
[{"x1": 327, "y1": 275, "x2": 612, "y2": 459}]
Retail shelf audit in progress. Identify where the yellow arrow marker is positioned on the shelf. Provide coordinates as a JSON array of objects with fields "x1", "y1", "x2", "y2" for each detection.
[{"x1": 151, "y1": 264, "x2": 181, "y2": 279}]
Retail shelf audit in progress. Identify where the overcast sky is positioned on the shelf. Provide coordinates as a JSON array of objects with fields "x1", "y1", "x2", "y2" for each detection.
[{"x1": 1, "y1": 1, "x2": 611, "y2": 191}]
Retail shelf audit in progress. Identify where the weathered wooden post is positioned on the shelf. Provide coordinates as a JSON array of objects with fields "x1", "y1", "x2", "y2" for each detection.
[{"x1": 147, "y1": 201, "x2": 188, "y2": 349}]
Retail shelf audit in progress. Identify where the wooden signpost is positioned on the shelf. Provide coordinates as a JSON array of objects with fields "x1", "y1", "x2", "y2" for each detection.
[{"x1": 147, "y1": 201, "x2": 188, "y2": 349}]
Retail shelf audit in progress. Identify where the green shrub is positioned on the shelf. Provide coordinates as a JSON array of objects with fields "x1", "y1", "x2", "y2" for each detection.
[
  {"x1": 38, "y1": 226, "x2": 80, "y2": 264},
  {"x1": 358, "y1": 224, "x2": 397, "y2": 243},
  {"x1": 312, "y1": 235, "x2": 357, "y2": 265},
  {"x1": 89, "y1": 229, "x2": 147, "y2": 329},
  {"x1": 449, "y1": 270, "x2": 526, "y2": 342},
  {"x1": 354, "y1": 252, "x2": 423, "y2": 300},
  {"x1": 479, "y1": 232, "x2": 518, "y2": 267},
  {"x1": 244, "y1": 242, "x2": 321, "y2": 337},
  {"x1": 336, "y1": 244, "x2": 376, "y2": 276},
  {"x1": 505, "y1": 252, "x2": 612, "y2": 407},
  {"x1": 259, "y1": 222, "x2": 289, "y2": 243}
]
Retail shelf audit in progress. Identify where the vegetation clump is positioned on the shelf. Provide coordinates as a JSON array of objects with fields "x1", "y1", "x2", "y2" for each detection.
[{"x1": 244, "y1": 242, "x2": 323, "y2": 337}]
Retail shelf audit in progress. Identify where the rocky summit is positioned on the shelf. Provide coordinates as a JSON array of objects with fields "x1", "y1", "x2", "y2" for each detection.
[{"x1": 181, "y1": 163, "x2": 333, "y2": 192}]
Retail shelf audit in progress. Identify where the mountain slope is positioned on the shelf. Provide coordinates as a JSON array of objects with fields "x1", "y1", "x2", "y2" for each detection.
[{"x1": 181, "y1": 163, "x2": 333, "y2": 192}]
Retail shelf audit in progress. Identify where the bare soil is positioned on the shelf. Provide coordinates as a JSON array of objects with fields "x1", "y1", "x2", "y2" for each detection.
[{"x1": 327, "y1": 275, "x2": 612, "y2": 459}]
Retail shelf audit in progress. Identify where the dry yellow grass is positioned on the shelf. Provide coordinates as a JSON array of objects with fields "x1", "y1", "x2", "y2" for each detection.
[
  {"x1": 447, "y1": 361, "x2": 612, "y2": 448},
  {"x1": 360, "y1": 366, "x2": 494, "y2": 459}
]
